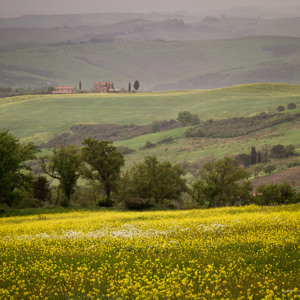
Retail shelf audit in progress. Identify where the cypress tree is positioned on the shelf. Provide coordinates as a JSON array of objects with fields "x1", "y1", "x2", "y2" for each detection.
[
  {"x1": 251, "y1": 147, "x2": 257, "y2": 165},
  {"x1": 257, "y1": 151, "x2": 261, "y2": 163}
]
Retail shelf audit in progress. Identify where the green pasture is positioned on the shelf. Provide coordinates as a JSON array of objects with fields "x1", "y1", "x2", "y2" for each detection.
[
  {"x1": 1, "y1": 83, "x2": 300, "y2": 145},
  {"x1": 117, "y1": 121, "x2": 300, "y2": 168}
]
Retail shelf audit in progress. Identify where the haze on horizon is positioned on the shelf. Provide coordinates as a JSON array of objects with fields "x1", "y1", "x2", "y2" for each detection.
[{"x1": 1, "y1": 0, "x2": 300, "y2": 18}]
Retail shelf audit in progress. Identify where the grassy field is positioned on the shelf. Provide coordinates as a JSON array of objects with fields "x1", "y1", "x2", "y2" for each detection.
[
  {"x1": 1, "y1": 83, "x2": 300, "y2": 145},
  {"x1": 1, "y1": 205, "x2": 300, "y2": 299},
  {"x1": 116, "y1": 121, "x2": 300, "y2": 169}
]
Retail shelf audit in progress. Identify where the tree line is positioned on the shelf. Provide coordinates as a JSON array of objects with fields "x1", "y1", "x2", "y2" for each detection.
[{"x1": 1, "y1": 130, "x2": 299, "y2": 210}]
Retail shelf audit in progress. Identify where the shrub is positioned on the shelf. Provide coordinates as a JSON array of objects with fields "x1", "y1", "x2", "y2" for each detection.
[
  {"x1": 270, "y1": 144, "x2": 295, "y2": 159},
  {"x1": 157, "y1": 137, "x2": 174, "y2": 144},
  {"x1": 177, "y1": 111, "x2": 200, "y2": 126},
  {"x1": 287, "y1": 103, "x2": 296, "y2": 110},
  {"x1": 151, "y1": 122, "x2": 160, "y2": 133},
  {"x1": 140, "y1": 140, "x2": 156, "y2": 149},
  {"x1": 263, "y1": 164, "x2": 276, "y2": 175},
  {"x1": 98, "y1": 197, "x2": 114, "y2": 207},
  {"x1": 124, "y1": 198, "x2": 154, "y2": 210},
  {"x1": 277, "y1": 105, "x2": 285, "y2": 112},
  {"x1": 117, "y1": 146, "x2": 135, "y2": 155},
  {"x1": 254, "y1": 184, "x2": 280, "y2": 205},
  {"x1": 254, "y1": 183, "x2": 299, "y2": 205}
]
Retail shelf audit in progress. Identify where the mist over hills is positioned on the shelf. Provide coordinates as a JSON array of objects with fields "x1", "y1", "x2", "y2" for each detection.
[{"x1": 1, "y1": 7, "x2": 300, "y2": 90}]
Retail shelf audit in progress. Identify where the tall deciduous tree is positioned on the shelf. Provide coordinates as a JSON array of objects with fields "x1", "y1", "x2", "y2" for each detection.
[
  {"x1": 126, "y1": 155, "x2": 187, "y2": 203},
  {"x1": 200, "y1": 157, "x2": 250, "y2": 207},
  {"x1": 40, "y1": 145, "x2": 82, "y2": 206},
  {"x1": 82, "y1": 138, "x2": 124, "y2": 204},
  {"x1": 0, "y1": 130, "x2": 38, "y2": 206}
]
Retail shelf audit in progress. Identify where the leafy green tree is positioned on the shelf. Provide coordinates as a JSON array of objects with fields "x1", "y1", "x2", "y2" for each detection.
[
  {"x1": 253, "y1": 163, "x2": 263, "y2": 178},
  {"x1": 191, "y1": 179, "x2": 219, "y2": 207},
  {"x1": 235, "y1": 153, "x2": 251, "y2": 168},
  {"x1": 133, "y1": 80, "x2": 140, "y2": 91},
  {"x1": 82, "y1": 138, "x2": 124, "y2": 205},
  {"x1": 0, "y1": 130, "x2": 38, "y2": 206},
  {"x1": 263, "y1": 164, "x2": 276, "y2": 175},
  {"x1": 270, "y1": 144, "x2": 286, "y2": 159},
  {"x1": 126, "y1": 155, "x2": 187, "y2": 203},
  {"x1": 285, "y1": 145, "x2": 295, "y2": 157},
  {"x1": 40, "y1": 145, "x2": 82, "y2": 206},
  {"x1": 200, "y1": 157, "x2": 250, "y2": 207},
  {"x1": 32, "y1": 175, "x2": 51, "y2": 203},
  {"x1": 177, "y1": 111, "x2": 200, "y2": 126}
]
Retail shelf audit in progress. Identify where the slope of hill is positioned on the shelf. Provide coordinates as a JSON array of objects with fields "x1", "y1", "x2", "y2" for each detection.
[
  {"x1": 1, "y1": 36, "x2": 300, "y2": 90},
  {"x1": 0, "y1": 83, "x2": 299, "y2": 142}
]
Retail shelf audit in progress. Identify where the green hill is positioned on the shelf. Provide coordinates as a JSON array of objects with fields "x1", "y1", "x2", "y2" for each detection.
[
  {"x1": 0, "y1": 83, "x2": 299, "y2": 173},
  {"x1": 0, "y1": 82, "x2": 299, "y2": 140},
  {"x1": 1, "y1": 36, "x2": 300, "y2": 90}
]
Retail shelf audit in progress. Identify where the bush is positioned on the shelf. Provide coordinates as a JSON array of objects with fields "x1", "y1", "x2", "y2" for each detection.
[
  {"x1": 140, "y1": 140, "x2": 156, "y2": 149},
  {"x1": 98, "y1": 197, "x2": 114, "y2": 207},
  {"x1": 177, "y1": 111, "x2": 200, "y2": 126},
  {"x1": 117, "y1": 146, "x2": 135, "y2": 155},
  {"x1": 270, "y1": 144, "x2": 295, "y2": 159},
  {"x1": 287, "y1": 103, "x2": 296, "y2": 110},
  {"x1": 157, "y1": 137, "x2": 174, "y2": 144},
  {"x1": 263, "y1": 164, "x2": 276, "y2": 175},
  {"x1": 277, "y1": 105, "x2": 285, "y2": 112},
  {"x1": 151, "y1": 122, "x2": 160, "y2": 133},
  {"x1": 124, "y1": 198, "x2": 154, "y2": 210},
  {"x1": 254, "y1": 183, "x2": 299, "y2": 205}
]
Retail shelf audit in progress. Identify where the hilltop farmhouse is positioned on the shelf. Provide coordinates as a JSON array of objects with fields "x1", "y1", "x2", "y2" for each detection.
[
  {"x1": 52, "y1": 86, "x2": 76, "y2": 94},
  {"x1": 52, "y1": 82, "x2": 119, "y2": 94},
  {"x1": 94, "y1": 82, "x2": 118, "y2": 93}
]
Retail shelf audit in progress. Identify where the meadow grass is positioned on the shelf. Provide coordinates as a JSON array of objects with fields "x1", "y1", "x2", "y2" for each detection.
[
  {"x1": 118, "y1": 120, "x2": 300, "y2": 169},
  {"x1": 1, "y1": 83, "x2": 300, "y2": 144},
  {"x1": 0, "y1": 205, "x2": 300, "y2": 299}
]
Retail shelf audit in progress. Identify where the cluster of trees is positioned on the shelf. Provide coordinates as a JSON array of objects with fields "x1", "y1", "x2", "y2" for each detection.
[
  {"x1": 0, "y1": 80, "x2": 142, "y2": 98},
  {"x1": 0, "y1": 86, "x2": 56, "y2": 98},
  {"x1": 128, "y1": 80, "x2": 140, "y2": 92},
  {"x1": 1, "y1": 130, "x2": 299, "y2": 210},
  {"x1": 236, "y1": 144, "x2": 295, "y2": 168}
]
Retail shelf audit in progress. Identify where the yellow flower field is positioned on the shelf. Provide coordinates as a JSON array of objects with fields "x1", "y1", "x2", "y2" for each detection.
[{"x1": 1, "y1": 205, "x2": 300, "y2": 299}]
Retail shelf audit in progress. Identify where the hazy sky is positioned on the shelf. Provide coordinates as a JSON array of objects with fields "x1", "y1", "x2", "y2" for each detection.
[{"x1": 1, "y1": 0, "x2": 300, "y2": 18}]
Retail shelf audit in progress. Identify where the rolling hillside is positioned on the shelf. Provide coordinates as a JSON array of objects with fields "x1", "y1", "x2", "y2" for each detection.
[
  {"x1": 1, "y1": 36, "x2": 300, "y2": 90},
  {"x1": 0, "y1": 83, "x2": 299, "y2": 169}
]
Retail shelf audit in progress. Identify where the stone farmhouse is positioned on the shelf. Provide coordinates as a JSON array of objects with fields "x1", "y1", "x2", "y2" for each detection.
[
  {"x1": 52, "y1": 86, "x2": 76, "y2": 94},
  {"x1": 94, "y1": 82, "x2": 118, "y2": 93}
]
